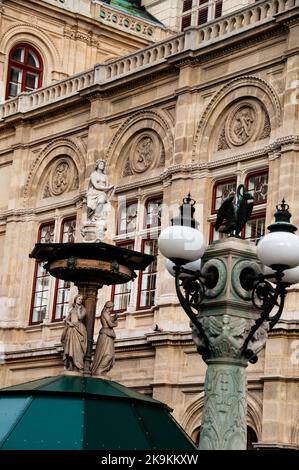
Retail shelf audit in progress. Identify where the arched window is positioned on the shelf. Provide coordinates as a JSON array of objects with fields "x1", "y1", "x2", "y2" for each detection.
[{"x1": 6, "y1": 44, "x2": 43, "y2": 99}]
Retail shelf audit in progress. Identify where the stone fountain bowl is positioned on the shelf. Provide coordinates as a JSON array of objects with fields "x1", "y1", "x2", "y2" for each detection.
[{"x1": 29, "y1": 242, "x2": 155, "y2": 285}]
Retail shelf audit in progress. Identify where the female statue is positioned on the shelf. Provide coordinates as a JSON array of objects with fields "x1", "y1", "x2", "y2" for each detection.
[
  {"x1": 61, "y1": 294, "x2": 87, "y2": 371},
  {"x1": 92, "y1": 301, "x2": 117, "y2": 376},
  {"x1": 86, "y1": 159, "x2": 114, "y2": 222}
]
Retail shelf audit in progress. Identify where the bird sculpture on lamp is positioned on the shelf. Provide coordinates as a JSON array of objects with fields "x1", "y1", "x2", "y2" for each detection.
[{"x1": 215, "y1": 184, "x2": 254, "y2": 237}]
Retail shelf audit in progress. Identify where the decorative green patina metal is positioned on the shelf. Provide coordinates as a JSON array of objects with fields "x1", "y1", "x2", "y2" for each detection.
[
  {"x1": 107, "y1": 0, "x2": 163, "y2": 24},
  {"x1": 0, "y1": 376, "x2": 196, "y2": 450}
]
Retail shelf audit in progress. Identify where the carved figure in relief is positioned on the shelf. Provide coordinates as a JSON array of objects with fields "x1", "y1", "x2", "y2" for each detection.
[
  {"x1": 231, "y1": 107, "x2": 255, "y2": 144},
  {"x1": 52, "y1": 161, "x2": 69, "y2": 194},
  {"x1": 91, "y1": 301, "x2": 117, "y2": 376},
  {"x1": 133, "y1": 137, "x2": 153, "y2": 172},
  {"x1": 61, "y1": 294, "x2": 87, "y2": 371},
  {"x1": 86, "y1": 159, "x2": 114, "y2": 222}
]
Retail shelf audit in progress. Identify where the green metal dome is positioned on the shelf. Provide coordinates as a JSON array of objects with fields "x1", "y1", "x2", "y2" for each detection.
[{"x1": 0, "y1": 375, "x2": 196, "y2": 450}]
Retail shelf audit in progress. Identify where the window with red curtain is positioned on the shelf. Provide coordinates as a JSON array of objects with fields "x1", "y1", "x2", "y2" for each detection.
[
  {"x1": 6, "y1": 44, "x2": 43, "y2": 99},
  {"x1": 209, "y1": 178, "x2": 237, "y2": 243},
  {"x1": 30, "y1": 222, "x2": 54, "y2": 324},
  {"x1": 52, "y1": 218, "x2": 76, "y2": 321}
]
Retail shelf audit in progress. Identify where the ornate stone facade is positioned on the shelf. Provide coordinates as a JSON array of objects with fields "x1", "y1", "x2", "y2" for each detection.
[{"x1": 0, "y1": 0, "x2": 298, "y2": 451}]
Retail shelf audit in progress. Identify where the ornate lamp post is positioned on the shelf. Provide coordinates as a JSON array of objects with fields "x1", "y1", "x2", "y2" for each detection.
[{"x1": 158, "y1": 191, "x2": 299, "y2": 450}]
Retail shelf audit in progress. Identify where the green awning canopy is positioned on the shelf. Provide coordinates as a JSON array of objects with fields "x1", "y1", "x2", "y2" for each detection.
[{"x1": 0, "y1": 375, "x2": 196, "y2": 450}]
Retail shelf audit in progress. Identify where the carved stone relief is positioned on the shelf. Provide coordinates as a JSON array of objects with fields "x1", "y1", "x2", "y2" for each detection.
[
  {"x1": 43, "y1": 157, "x2": 79, "y2": 198},
  {"x1": 217, "y1": 100, "x2": 271, "y2": 151},
  {"x1": 227, "y1": 104, "x2": 256, "y2": 146},
  {"x1": 122, "y1": 132, "x2": 164, "y2": 177},
  {"x1": 132, "y1": 136, "x2": 154, "y2": 173}
]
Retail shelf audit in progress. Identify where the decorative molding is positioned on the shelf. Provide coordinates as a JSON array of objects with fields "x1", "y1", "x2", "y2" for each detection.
[
  {"x1": 106, "y1": 110, "x2": 173, "y2": 173},
  {"x1": 192, "y1": 76, "x2": 281, "y2": 160},
  {"x1": 23, "y1": 138, "x2": 84, "y2": 203},
  {"x1": 121, "y1": 131, "x2": 165, "y2": 177},
  {"x1": 0, "y1": 23, "x2": 61, "y2": 65},
  {"x1": 199, "y1": 364, "x2": 247, "y2": 449},
  {"x1": 43, "y1": 157, "x2": 79, "y2": 198}
]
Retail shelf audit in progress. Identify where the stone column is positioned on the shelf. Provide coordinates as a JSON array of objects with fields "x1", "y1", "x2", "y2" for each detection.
[{"x1": 190, "y1": 239, "x2": 267, "y2": 450}]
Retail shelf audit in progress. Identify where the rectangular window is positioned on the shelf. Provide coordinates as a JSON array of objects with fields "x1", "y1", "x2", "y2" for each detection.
[
  {"x1": 215, "y1": 0, "x2": 223, "y2": 18},
  {"x1": 53, "y1": 218, "x2": 76, "y2": 321},
  {"x1": 137, "y1": 239, "x2": 158, "y2": 309},
  {"x1": 30, "y1": 222, "x2": 54, "y2": 324},
  {"x1": 118, "y1": 201, "x2": 138, "y2": 234},
  {"x1": 53, "y1": 279, "x2": 71, "y2": 321},
  {"x1": 213, "y1": 179, "x2": 237, "y2": 212},
  {"x1": 112, "y1": 241, "x2": 134, "y2": 312},
  {"x1": 246, "y1": 171, "x2": 268, "y2": 205},
  {"x1": 145, "y1": 197, "x2": 162, "y2": 229},
  {"x1": 198, "y1": 7, "x2": 208, "y2": 25},
  {"x1": 245, "y1": 215, "x2": 266, "y2": 242},
  {"x1": 183, "y1": 0, "x2": 193, "y2": 12},
  {"x1": 181, "y1": 14, "x2": 192, "y2": 30},
  {"x1": 210, "y1": 178, "x2": 237, "y2": 243},
  {"x1": 25, "y1": 72, "x2": 39, "y2": 91},
  {"x1": 9, "y1": 67, "x2": 22, "y2": 98}
]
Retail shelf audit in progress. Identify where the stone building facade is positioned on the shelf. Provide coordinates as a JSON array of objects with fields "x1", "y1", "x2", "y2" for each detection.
[{"x1": 0, "y1": 0, "x2": 299, "y2": 449}]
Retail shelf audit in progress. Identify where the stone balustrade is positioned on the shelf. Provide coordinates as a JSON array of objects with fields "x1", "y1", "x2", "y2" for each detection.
[
  {"x1": 0, "y1": 0, "x2": 297, "y2": 120},
  {"x1": 187, "y1": 0, "x2": 297, "y2": 47},
  {"x1": 1, "y1": 69, "x2": 95, "y2": 119}
]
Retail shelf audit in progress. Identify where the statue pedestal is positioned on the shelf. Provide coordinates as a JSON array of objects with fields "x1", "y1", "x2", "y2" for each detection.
[{"x1": 81, "y1": 221, "x2": 106, "y2": 242}]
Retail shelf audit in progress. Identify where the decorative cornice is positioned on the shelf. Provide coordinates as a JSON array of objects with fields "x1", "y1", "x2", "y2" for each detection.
[{"x1": 105, "y1": 109, "x2": 174, "y2": 166}]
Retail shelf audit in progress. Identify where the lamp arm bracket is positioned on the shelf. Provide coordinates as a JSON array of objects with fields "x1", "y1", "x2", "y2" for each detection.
[
  {"x1": 175, "y1": 271, "x2": 210, "y2": 356},
  {"x1": 242, "y1": 279, "x2": 287, "y2": 362}
]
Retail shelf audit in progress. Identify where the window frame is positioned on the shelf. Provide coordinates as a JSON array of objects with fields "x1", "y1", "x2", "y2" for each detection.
[
  {"x1": 211, "y1": 177, "x2": 237, "y2": 214},
  {"x1": 111, "y1": 239, "x2": 135, "y2": 314},
  {"x1": 245, "y1": 169, "x2": 268, "y2": 207},
  {"x1": 51, "y1": 216, "x2": 76, "y2": 322},
  {"x1": 243, "y1": 210, "x2": 266, "y2": 242},
  {"x1": 136, "y1": 238, "x2": 158, "y2": 311},
  {"x1": 29, "y1": 221, "x2": 55, "y2": 325},
  {"x1": 143, "y1": 195, "x2": 163, "y2": 230},
  {"x1": 117, "y1": 199, "x2": 138, "y2": 235},
  {"x1": 6, "y1": 43, "x2": 43, "y2": 100}
]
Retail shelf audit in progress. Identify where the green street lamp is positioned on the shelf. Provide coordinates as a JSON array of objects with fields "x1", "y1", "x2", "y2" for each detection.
[{"x1": 158, "y1": 189, "x2": 299, "y2": 450}]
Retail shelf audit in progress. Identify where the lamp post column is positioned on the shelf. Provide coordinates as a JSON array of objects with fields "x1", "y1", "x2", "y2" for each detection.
[
  {"x1": 199, "y1": 359, "x2": 247, "y2": 449},
  {"x1": 190, "y1": 239, "x2": 266, "y2": 450}
]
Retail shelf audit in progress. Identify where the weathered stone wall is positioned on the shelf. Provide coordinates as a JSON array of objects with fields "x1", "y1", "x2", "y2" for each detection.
[{"x1": 0, "y1": 0, "x2": 298, "y2": 449}]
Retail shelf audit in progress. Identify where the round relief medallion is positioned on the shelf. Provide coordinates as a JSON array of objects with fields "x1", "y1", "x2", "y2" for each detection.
[
  {"x1": 131, "y1": 136, "x2": 155, "y2": 173},
  {"x1": 50, "y1": 159, "x2": 71, "y2": 196},
  {"x1": 226, "y1": 103, "x2": 259, "y2": 147}
]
